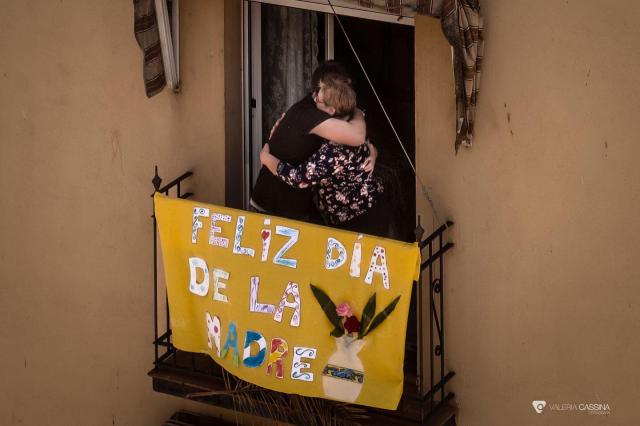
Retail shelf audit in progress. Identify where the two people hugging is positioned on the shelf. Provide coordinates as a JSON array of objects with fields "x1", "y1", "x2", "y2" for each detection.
[{"x1": 251, "y1": 61, "x2": 391, "y2": 238}]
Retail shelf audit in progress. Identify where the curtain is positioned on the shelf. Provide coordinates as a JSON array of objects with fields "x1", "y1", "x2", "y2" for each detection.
[
  {"x1": 347, "y1": 0, "x2": 485, "y2": 151},
  {"x1": 133, "y1": 0, "x2": 166, "y2": 97},
  {"x1": 417, "y1": 0, "x2": 483, "y2": 151},
  {"x1": 261, "y1": 5, "x2": 319, "y2": 144}
]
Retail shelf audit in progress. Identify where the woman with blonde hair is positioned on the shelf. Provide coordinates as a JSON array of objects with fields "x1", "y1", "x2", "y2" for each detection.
[{"x1": 261, "y1": 73, "x2": 389, "y2": 237}]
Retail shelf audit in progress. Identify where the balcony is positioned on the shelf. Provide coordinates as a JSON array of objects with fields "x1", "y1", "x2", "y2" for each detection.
[{"x1": 150, "y1": 169, "x2": 456, "y2": 425}]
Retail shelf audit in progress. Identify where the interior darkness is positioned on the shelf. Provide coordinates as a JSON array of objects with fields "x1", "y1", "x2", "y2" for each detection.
[{"x1": 334, "y1": 16, "x2": 416, "y2": 242}]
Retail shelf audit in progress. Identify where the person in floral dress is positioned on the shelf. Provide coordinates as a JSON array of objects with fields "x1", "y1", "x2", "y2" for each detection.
[{"x1": 261, "y1": 74, "x2": 390, "y2": 237}]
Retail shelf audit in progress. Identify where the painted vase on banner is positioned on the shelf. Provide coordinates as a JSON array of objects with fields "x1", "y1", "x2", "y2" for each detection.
[{"x1": 322, "y1": 335, "x2": 365, "y2": 403}]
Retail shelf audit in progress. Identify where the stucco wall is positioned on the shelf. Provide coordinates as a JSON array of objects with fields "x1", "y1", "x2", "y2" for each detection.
[
  {"x1": 0, "y1": 1, "x2": 240, "y2": 424},
  {"x1": 415, "y1": 1, "x2": 640, "y2": 425},
  {"x1": 3, "y1": 0, "x2": 639, "y2": 424}
]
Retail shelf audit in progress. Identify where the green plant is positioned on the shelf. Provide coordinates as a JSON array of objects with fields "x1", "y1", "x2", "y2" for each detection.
[{"x1": 309, "y1": 283, "x2": 401, "y2": 339}]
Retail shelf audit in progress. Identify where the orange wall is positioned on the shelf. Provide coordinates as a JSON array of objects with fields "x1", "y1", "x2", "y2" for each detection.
[
  {"x1": 415, "y1": 1, "x2": 640, "y2": 425},
  {"x1": 3, "y1": 0, "x2": 639, "y2": 424},
  {"x1": 0, "y1": 0, "x2": 244, "y2": 424}
]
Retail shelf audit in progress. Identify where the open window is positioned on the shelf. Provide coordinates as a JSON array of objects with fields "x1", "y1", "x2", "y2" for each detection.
[
  {"x1": 155, "y1": 0, "x2": 180, "y2": 91},
  {"x1": 241, "y1": 0, "x2": 416, "y2": 240}
]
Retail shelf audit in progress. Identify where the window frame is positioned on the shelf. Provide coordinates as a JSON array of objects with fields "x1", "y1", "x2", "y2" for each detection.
[
  {"x1": 155, "y1": 0, "x2": 180, "y2": 91},
  {"x1": 241, "y1": 0, "x2": 414, "y2": 208}
]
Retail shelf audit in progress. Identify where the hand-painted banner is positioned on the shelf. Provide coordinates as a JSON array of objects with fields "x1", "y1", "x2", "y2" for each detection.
[{"x1": 154, "y1": 193, "x2": 420, "y2": 410}]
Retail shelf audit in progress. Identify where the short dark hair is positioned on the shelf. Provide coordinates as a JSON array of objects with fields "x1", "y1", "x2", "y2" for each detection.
[{"x1": 311, "y1": 61, "x2": 351, "y2": 92}]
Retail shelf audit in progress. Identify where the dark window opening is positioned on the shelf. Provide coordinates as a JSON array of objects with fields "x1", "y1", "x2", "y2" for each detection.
[
  {"x1": 334, "y1": 16, "x2": 416, "y2": 242},
  {"x1": 249, "y1": 4, "x2": 416, "y2": 243}
]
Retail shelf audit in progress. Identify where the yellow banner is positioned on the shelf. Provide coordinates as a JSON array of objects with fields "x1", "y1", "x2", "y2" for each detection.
[{"x1": 154, "y1": 193, "x2": 420, "y2": 410}]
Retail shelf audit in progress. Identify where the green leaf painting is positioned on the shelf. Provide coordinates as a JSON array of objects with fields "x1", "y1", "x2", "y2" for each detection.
[
  {"x1": 310, "y1": 284, "x2": 401, "y2": 340},
  {"x1": 358, "y1": 293, "x2": 376, "y2": 339},
  {"x1": 362, "y1": 295, "x2": 401, "y2": 337},
  {"x1": 310, "y1": 283, "x2": 345, "y2": 337}
]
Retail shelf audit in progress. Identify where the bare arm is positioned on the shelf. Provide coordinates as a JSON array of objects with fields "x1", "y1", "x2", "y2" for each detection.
[
  {"x1": 269, "y1": 113, "x2": 285, "y2": 140},
  {"x1": 260, "y1": 144, "x2": 280, "y2": 175},
  {"x1": 309, "y1": 108, "x2": 366, "y2": 147}
]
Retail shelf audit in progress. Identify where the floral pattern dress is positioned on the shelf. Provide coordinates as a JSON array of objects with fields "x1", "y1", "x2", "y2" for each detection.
[{"x1": 276, "y1": 142, "x2": 384, "y2": 225}]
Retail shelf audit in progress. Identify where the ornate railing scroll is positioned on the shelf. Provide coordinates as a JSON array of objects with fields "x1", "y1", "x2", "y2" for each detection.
[{"x1": 414, "y1": 218, "x2": 456, "y2": 419}]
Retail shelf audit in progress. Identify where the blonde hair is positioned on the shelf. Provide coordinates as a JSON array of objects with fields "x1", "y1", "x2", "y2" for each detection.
[{"x1": 320, "y1": 74, "x2": 357, "y2": 117}]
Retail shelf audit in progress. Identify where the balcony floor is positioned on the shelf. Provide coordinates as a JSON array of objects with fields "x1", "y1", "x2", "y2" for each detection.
[{"x1": 150, "y1": 349, "x2": 456, "y2": 426}]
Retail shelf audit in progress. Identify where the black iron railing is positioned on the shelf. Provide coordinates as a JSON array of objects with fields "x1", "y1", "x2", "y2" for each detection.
[
  {"x1": 151, "y1": 166, "x2": 193, "y2": 368},
  {"x1": 150, "y1": 168, "x2": 456, "y2": 424},
  {"x1": 414, "y1": 218, "x2": 456, "y2": 419}
]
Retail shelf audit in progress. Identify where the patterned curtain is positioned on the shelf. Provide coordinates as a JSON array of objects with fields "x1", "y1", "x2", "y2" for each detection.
[
  {"x1": 417, "y1": 0, "x2": 483, "y2": 151},
  {"x1": 345, "y1": 0, "x2": 484, "y2": 151},
  {"x1": 133, "y1": 0, "x2": 166, "y2": 97}
]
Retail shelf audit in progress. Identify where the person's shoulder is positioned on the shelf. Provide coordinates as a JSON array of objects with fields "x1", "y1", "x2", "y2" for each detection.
[
  {"x1": 288, "y1": 93, "x2": 315, "y2": 112},
  {"x1": 279, "y1": 94, "x2": 325, "y2": 125},
  {"x1": 290, "y1": 94, "x2": 331, "y2": 133}
]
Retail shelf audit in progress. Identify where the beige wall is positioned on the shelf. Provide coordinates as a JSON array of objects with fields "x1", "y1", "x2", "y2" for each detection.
[
  {"x1": 415, "y1": 1, "x2": 640, "y2": 425},
  {"x1": 3, "y1": 0, "x2": 639, "y2": 424},
  {"x1": 0, "y1": 0, "x2": 242, "y2": 424}
]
